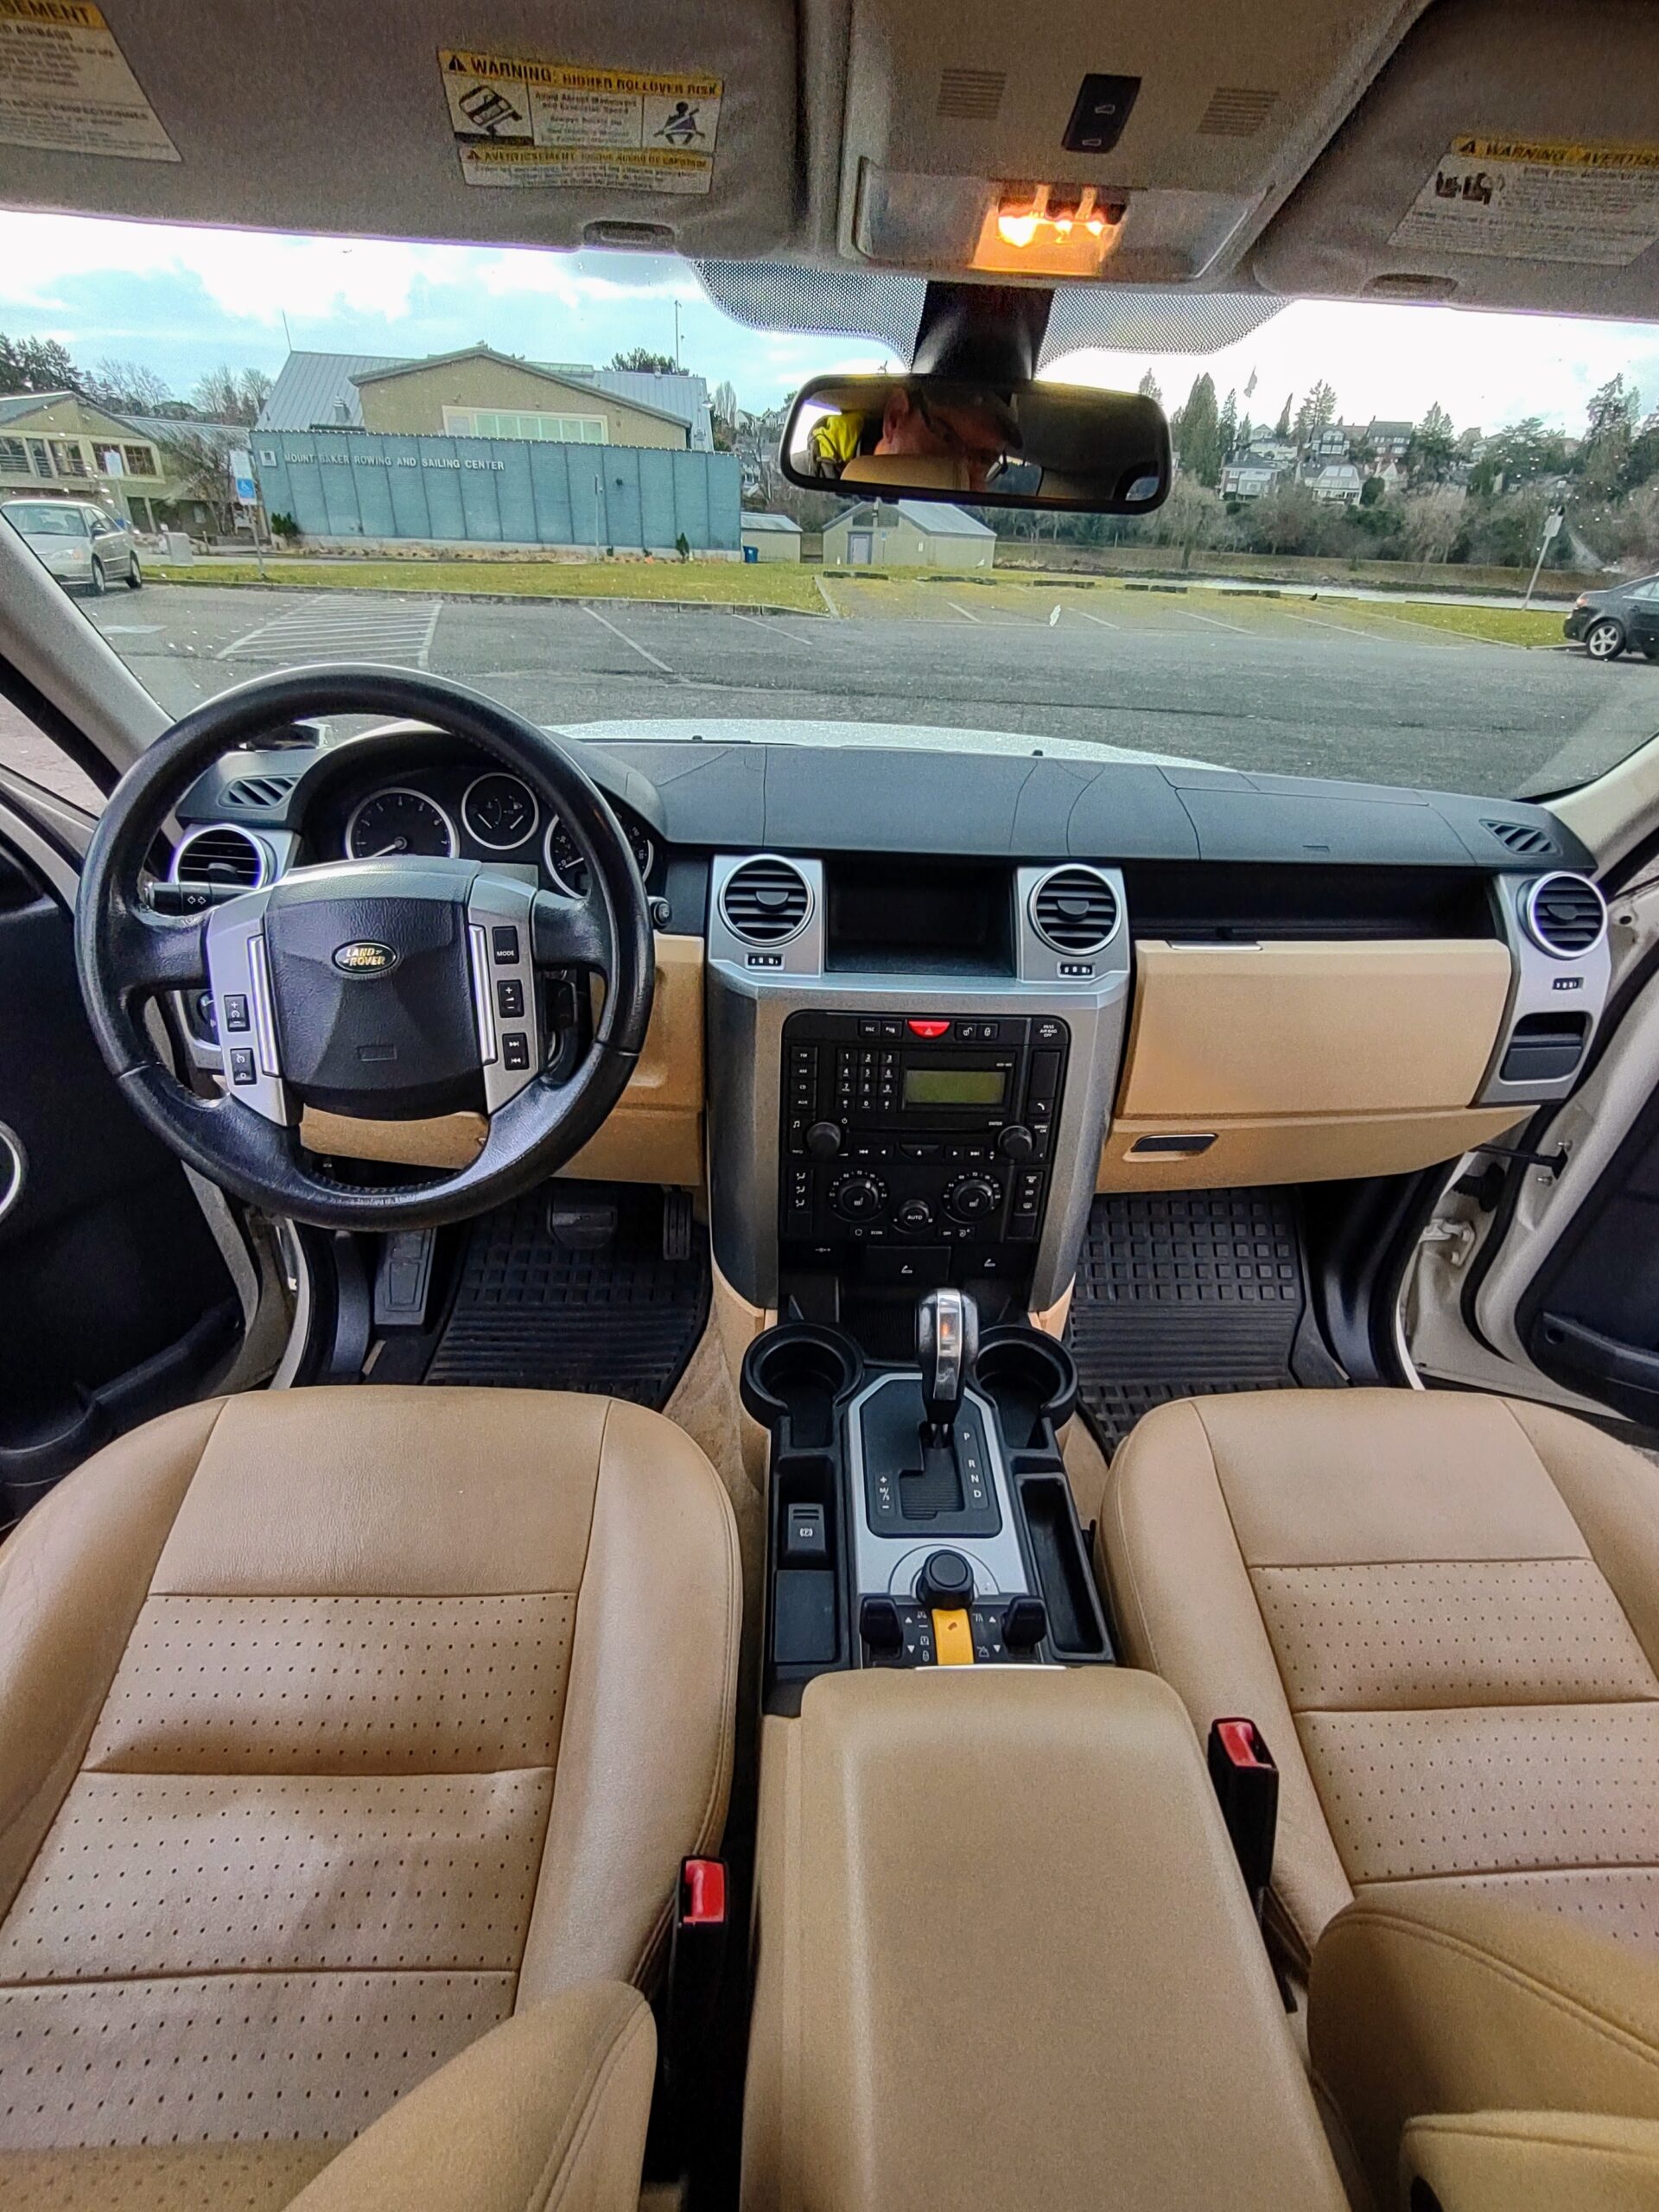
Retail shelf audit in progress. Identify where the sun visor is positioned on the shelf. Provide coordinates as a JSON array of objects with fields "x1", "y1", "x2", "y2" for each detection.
[
  {"x1": 836, "y1": 0, "x2": 1421, "y2": 283},
  {"x1": 0, "y1": 1, "x2": 795, "y2": 255},
  {"x1": 1253, "y1": 0, "x2": 1659, "y2": 314}
]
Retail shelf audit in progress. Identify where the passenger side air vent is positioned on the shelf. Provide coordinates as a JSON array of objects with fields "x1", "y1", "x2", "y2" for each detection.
[
  {"x1": 172, "y1": 824, "x2": 269, "y2": 891},
  {"x1": 1524, "y1": 873, "x2": 1606, "y2": 958},
  {"x1": 1482, "y1": 817, "x2": 1558, "y2": 860},
  {"x1": 720, "y1": 855, "x2": 810, "y2": 944},
  {"x1": 222, "y1": 772, "x2": 298, "y2": 810},
  {"x1": 1030, "y1": 866, "x2": 1120, "y2": 954}
]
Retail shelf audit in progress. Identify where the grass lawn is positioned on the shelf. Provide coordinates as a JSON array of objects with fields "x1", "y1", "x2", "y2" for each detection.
[
  {"x1": 149, "y1": 557, "x2": 829, "y2": 614},
  {"x1": 1313, "y1": 599, "x2": 1572, "y2": 648}
]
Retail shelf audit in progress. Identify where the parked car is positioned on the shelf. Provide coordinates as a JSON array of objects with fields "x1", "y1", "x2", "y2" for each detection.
[
  {"x1": 0, "y1": 496, "x2": 141, "y2": 594},
  {"x1": 1564, "y1": 572, "x2": 1659, "y2": 660}
]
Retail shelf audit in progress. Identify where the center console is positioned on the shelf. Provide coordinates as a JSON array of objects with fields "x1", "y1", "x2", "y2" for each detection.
[
  {"x1": 704, "y1": 852, "x2": 1132, "y2": 1320},
  {"x1": 741, "y1": 1290, "x2": 1111, "y2": 1712}
]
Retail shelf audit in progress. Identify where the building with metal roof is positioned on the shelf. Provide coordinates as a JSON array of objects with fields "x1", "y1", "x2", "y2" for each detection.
[{"x1": 822, "y1": 499, "x2": 995, "y2": 568}]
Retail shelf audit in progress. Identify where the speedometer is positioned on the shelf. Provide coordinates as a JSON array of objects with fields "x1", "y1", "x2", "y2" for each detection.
[
  {"x1": 544, "y1": 810, "x2": 653, "y2": 896},
  {"x1": 345, "y1": 788, "x2": 457, "y2": 860}
]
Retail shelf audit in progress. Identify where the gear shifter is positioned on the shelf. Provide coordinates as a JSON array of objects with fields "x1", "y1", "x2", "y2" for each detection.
[{"x1": 916, "y1": 1287, "x2": 979, "y2": 1443}]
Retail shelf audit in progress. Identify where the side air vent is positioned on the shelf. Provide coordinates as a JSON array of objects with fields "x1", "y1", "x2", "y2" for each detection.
[
  {"x1": 172, "y1": 824, "x2": 270, "y2": 891},
  {"x1": 1196, "y1": 86, "x2": 1278, "y2": 137},
  {"x1": 1524, "y1": 873, "x2": 1607, "y2": 958},
  {"x1": 1483, "y1": 817, "x2": 1558, "y2": 860},
  {"x1": 720, "y1": 855, "x2": 810, "y2": 944},
  {"x1": 1030, "y1": 866, "x2": 1121, "y2": 954},
  {"x1": 222, "y1": 772, "x2": 298, "y2": 810},
  {"x1": 937, "y1": 67, "x2": 1006, "y2": 119}
]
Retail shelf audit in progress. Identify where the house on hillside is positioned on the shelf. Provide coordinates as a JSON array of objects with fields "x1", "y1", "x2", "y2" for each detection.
[
  {"x1": 1219, "y1": 453, "x2": 1284, "y2": 500},
  {"x1": 1313, "y1": 461, "x2": 1365, "y2": 504},
  {"x1": 1366, "y1": 419, "x2": 1414, "y2": 461},
  {"x1": 822, "y1": 499, "x2": 995, "y2": 568}
]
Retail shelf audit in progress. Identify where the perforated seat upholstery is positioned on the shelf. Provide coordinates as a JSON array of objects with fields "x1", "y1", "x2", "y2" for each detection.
[
  {"x1": 0, "y1": 1387, "x2": 740, "y2": 2206},
  {"x1": 1099, "y1": 1389, "x2": 1659, "y2": 1974}
]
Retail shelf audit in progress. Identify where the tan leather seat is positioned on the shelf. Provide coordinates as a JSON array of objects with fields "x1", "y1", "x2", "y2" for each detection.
[
  {"x1": 1100, "y1": 1388, "x2": 1659, "y2": 2204},
  {"x1": 0, "y1": 1386, "x2": 741, "y2": 2209},
  {"x1": 1101, "y1": 1388, "x2": 1659, "y2": 1976}
]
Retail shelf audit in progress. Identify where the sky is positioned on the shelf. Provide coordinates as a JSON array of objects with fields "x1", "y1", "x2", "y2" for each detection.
[{"x1": 3, "y1": 208, "x2": 1658, "y2": 438}]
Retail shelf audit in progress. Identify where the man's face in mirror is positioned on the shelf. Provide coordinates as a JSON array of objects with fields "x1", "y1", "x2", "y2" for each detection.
[{"x1": 874, "y1": 387, "x2": 1010, "y2": 493}]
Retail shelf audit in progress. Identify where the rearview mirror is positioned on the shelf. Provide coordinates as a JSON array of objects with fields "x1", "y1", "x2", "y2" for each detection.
[{"x1": 779, "y1": 373, "x2": 1170, "y2": 513}]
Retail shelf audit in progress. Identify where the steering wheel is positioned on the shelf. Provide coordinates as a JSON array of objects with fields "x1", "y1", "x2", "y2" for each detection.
[{"x1": 74, "y1": 667, "x2": 654, "y2": 1231}]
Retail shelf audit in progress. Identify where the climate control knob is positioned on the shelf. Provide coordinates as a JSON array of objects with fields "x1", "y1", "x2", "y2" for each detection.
[
  {"x1": 830, "y1": 1172, "x2": 887, "y2": 1224},
  {"x1": 998, "y1": 1124, "x2": 1035, "y2": 1162},
  {"x1": 944, "y1": 1174, "x2": 1000, "y2": 1224},
  {"x1": 895, "y1": 1198, "x2": 934, "y2": 1231}
]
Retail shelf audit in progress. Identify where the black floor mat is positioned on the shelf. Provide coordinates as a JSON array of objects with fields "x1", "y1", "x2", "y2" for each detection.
[
  {"x1": 1065, "y1": 1187, "x2": 1344, "y2": 1454},
  {"x1": 422, "y1": 1186, "x2": 709, "y2": 1408}
]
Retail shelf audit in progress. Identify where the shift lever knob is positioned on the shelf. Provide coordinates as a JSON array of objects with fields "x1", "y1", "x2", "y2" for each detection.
[{"x1": 917, "y1": 1287, "x2": 978, "y2": 1436}]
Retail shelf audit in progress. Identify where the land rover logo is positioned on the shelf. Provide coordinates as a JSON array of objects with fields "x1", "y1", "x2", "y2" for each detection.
[{"x1": 333, "y1": 940, "x2": 398, "y2": 975}]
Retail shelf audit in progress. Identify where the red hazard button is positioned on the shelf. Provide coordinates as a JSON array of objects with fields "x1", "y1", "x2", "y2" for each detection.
[{"x1": 907, "y1": 1019, "x2": 951, "y2": 1039}]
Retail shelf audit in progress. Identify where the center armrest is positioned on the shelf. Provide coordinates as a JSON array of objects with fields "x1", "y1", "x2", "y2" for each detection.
[{"x1": 743, "y1": 1667, "x2": 1348, "y2": 2212}]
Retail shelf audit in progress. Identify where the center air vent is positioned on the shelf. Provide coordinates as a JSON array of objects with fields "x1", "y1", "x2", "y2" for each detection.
[
  {"x1": 720, "y1": 856, "x2": 810, "y2": 944},
  {"x1": 1483, "y1": 817, "x2": 1557, "y2": 860},
  {"x1": 1030, "y1": 866, "x2": 1120, "y2": 955},
  {"x1": 1524, "y1": 873, "x2": 1606, "y2": 958},
  {"x1": 172, "y1": 824, "x2": 270, "y2": 891}
]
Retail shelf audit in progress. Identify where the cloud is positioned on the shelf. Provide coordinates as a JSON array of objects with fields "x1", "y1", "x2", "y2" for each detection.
[{"x1": 1, "y1": 209, "x2": 1653, "y2": 433}]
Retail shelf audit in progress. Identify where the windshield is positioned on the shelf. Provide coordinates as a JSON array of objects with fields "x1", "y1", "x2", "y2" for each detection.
[
  {"x1": 5, "y1": 503, "x2": 86, "y2": 536},
  {"x1": 6, "y1": 210, "x2": 1659, "y2": 802}
]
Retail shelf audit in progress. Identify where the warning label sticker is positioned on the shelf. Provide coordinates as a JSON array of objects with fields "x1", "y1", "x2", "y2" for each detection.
[
  {"x1": 440, "y1": 51, "x2": 721, "y2": 194},
  {"x1": 0, "y1": 0, "x2": 178, "y2": 162},
  {"x1": 1391, "y1": 136, "x2": 1659, "y2": 267}
]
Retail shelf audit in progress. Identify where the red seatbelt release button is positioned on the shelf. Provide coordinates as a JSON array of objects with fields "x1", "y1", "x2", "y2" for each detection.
[{"x1": 679, "y1": 1856, "x2": 728, "y2": 1928}]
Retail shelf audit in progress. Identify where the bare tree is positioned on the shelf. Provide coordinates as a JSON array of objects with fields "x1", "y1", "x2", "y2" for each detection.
[
  {"x1": 189, "y1": 365, "x2": 273, "y2": 424},
  {"x1": 158, "y1": 427, "x2": 237, "y2": 531},
  {"x1": 82, "y1": 358, "x2": 176, "y2": 415}
]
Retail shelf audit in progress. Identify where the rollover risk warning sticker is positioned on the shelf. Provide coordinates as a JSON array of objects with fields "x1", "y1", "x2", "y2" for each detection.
[
  {"x1": 440, "y1": 51, "x2": 721, "y2": 194},
  {"x1": 1391, "y1": 136, "x2": 1659, "y2": 267},
  {"x1": 0, "y1": 0, "x2": 178, "y2": 161}
]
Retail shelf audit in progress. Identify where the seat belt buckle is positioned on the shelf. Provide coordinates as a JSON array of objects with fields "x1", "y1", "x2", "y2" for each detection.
[
  {"x1": 662, "y1": 1857, "x2": 729, "y2": 2149},
  {"x1": 1207, "y1": 1718, "x2": 1278, "y2": 1923}
]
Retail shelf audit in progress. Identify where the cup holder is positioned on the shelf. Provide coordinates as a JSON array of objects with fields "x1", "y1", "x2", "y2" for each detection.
[
  {"x1": 741, "y1": 1323, "x2": 862, "y2": 1451},
  {"x1": 972, "y1": 1327, "x2": 1078, "y2": 1450}
]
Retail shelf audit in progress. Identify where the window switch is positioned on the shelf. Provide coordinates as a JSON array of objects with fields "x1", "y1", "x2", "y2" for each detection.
[{"x1": 782, "y1": 1503, "x2": 829, "y2": 1565}]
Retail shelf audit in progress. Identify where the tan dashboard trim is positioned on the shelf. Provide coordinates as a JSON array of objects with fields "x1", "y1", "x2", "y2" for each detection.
[
  {"x1": 562, "y1": 932, "x2": 704, "y2": 1187},
  {"x1": 1116, "y1": 938, "x2": 1513, "y2": 1120},
  {"x1": 299, "y1": 1107, "x2": 487, "y2": 1170},
  {"x1": 1102, "y1": 938, "x2": 1516, "y2": 1191}
]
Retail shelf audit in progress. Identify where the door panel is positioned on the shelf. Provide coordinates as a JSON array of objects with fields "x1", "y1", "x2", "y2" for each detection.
[{"x1": 0, "y1": 826, "x2": 240, "y2": 1519}]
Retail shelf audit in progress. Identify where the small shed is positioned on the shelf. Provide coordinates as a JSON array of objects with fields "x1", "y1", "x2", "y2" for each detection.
[
  {"x1": 741, "y1": 511, "x2": 803, "y2": 563},
  {"x1": 822, "y1": 499, "x2": 995, "y2": 569}
]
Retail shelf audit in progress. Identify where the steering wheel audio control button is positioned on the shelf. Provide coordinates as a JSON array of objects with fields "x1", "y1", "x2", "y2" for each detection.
[
  {"x1": 502, "y1": 1033, "x2": 531, "y2": 1072},
  {"x1": 496, "y1": 978, "x2": 524, "y2": 1019}
]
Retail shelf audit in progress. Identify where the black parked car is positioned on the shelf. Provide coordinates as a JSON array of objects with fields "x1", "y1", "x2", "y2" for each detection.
[{"x1": 1564, "y1": 572, "x2": 1659, "y2": 660}]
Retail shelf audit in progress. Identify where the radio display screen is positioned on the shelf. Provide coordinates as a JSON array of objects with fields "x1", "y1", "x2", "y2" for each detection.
[{"x1": 903, "y1": 1066, "x2": 1009, "y2": 1110}]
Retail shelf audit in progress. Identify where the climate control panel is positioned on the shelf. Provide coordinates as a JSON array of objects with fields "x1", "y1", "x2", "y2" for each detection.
[{"x1": 779, "y1": 1011, "x2": 1070, "y2": 1289}]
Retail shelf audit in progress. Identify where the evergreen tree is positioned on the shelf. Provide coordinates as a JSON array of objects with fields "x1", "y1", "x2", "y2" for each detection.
[
  {"x1": 1274, "y1": 393, "x2": 1293, "y2": 440},
  {"x1": 1136, "y1": 369, "x2": 1162, "y2": 406}
]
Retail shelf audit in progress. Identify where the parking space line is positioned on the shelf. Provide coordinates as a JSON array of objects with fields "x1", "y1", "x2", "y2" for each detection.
[
  {"x1": 582, "y1": 603, "x2": 675, "y2": 674},
  {"x1": 1281, "y1": 607, "x2": 1391, "y2": 645},
  {"x1": 416, "y1": 602, "x2": 440, "y2": 670},
  {"x1": 947, "y1": 601, "x2": 982, "y2": 624},
  {"x1": 1185, "y1": 609, "x2": 1250, "y2": 634},
  {"x1": 730, "y1": 611, "x2": 826, "y2": 648},
  {"x1": 1075, "y1": 607, "x2": 1119, "y2": 630},
  {"x1": 1358, "y1": 607, "x2": 1485, "y2": 650}
]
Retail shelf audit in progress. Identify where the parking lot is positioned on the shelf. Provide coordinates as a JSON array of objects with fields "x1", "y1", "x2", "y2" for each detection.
[{"x1": 7, "y1": 575, "x2": 1659, "y2": 804}]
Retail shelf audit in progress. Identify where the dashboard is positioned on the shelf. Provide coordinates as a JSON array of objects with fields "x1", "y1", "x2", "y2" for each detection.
[{"x1": 172, "y1": 718, "x2": 1614, "y2": 1316}]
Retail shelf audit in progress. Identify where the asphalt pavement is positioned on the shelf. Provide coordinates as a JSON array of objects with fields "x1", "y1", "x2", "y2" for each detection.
[{"x1": 14, "y1": 578, "x2": 1659, "y2": 803}]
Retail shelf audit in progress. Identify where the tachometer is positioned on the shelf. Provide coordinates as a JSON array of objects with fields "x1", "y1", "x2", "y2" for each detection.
[
  {"x1": 462, "y1": 772, "x2": 538, "y2": 851},
  {"x1": 345, "y1": 787, "x2": 457, "y2": 860},
  {"x1": 544, "y1": 810, "x2": 653, "y2": 896}
]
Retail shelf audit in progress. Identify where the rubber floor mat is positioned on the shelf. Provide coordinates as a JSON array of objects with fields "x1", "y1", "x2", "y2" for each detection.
[
  {"x1": 1065, "y1": 1187, "x2": 1343, "y2": 1455},
  {"x1": 423, "y1": 1186, "x2": 709, "y2": 1408}
]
